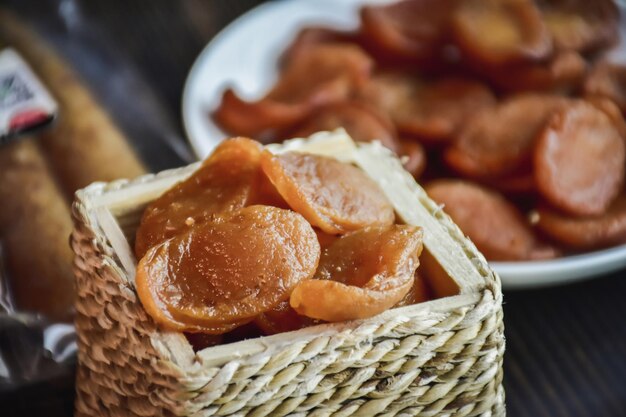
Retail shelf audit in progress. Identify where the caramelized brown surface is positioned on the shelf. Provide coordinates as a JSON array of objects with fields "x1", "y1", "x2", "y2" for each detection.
[
  {"x1": 290, "y1": 225, "x2": 423, "y2": 321},
  {"x1": 289, "y1": 101, "x2": 399, "y2": 152},
  {"x1": 534, "y1": 101, "x2": 625, "y2": 216},
  {"x1": 261, "y1": 151, "x2": 395, "y2": 234},
  {"x1": 445, "y1": 94, "x2": 568, "y2": 178},
  {"x1": 535, "y1": 196, "x2": 626, "y2": 250},
  {"x1": 359, "y1": 0, "x2": 457, "y2": 65},
  {"x1": 587, "y1": 96, "x2": 626, "y2": 140},
  {"x1": 486, "y1": 50, "x2": 587, "y2": 92},
  {"x1": 136, "y1": 206, "x2": 320, "y2": 333},
  {"x1": 358, "y1": 72, "x2": 420, "y2": 129},
  {"x1": 213, "y1": 89, "x2": 311, "y2": 141},
  {"x1": 214, "y1": 44, "x2": 373, "y2": 139},
  {"x1": 426, "y1": 180, "x2": 557, "y2": 261},
  {"x1": 269, "y1": 44, "x2": 373, "y2": 104},
  {"x1": 361, "y1": 73, "x2": 495, "y2": 143},
  {"x1": 135, "y1": 138, "x2": 263, "y2": 258},
  {"x1": 452, "y1": 0, "x2": 551, "y2": 66},
  {"x1": 539, "y1": 0, "x2": 619, "y2": 53},
  {"x1": 281, "y1": 27, "x2": 359, "y2": 67},
  {"x1": 397, "y1": 77, "x2": 496, "y2": 142}
]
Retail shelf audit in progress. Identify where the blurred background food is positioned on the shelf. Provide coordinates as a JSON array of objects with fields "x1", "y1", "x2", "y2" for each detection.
[
  {"x1": 0, "y1": 10, "x2": 146, "y2": 320},
  {"x1": 0, "y1": 139, "x2": 75, "y2": 321},
  {"x1": 214, "y1": 0, "x2": 626, "y2": 262}
]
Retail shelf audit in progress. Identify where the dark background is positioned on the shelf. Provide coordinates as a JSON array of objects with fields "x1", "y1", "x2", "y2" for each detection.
[{"x1": 1, "y1": 1, "x2": 626, "y2": 416}]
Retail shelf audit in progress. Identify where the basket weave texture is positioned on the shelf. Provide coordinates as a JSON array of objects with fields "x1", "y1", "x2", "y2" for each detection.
[{"x1": 71, "y1": 137, "x2": 505, "y2": 417}]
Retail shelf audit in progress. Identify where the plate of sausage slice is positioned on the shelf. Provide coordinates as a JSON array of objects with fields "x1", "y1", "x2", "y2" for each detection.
[{"x1": 182, "y1": 0, "x2": 626, "y2": 289}]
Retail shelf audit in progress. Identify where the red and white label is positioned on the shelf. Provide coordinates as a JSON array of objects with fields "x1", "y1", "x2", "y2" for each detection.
[{"x1": 0, "y1": 48, "x2": 57, "y2": 144}]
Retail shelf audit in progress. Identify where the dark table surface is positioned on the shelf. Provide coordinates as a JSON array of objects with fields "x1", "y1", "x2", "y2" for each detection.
[{"x1": 2, "y1": 1, "x2": 626, "y2": 416}]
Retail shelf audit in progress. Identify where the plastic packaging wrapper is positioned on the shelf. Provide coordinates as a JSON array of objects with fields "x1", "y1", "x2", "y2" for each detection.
[{"x1": 0, "y1": 0, "x2": 193, "y2": 390}]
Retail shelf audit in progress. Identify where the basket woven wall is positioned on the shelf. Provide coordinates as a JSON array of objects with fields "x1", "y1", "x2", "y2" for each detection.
[{"x1": 71, "y1": 132, "x2": 505, "y2": 417}]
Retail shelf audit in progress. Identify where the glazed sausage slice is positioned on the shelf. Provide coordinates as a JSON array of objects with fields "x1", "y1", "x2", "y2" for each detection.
[
  {"x1": 358, "y1": 71, "x2": 420, "y2": 129},
  {"x1": 534, "y1": 196, "x2": 626, "y2": 250},
  {"x1": 359, "y1": 0, "x2": 456, "y2": 65},
  {"x1": 281, "y1": 27, "x2": 359, "y2": 67},
  {"x1": 539, "y1": 0, "x2": 619, "y2": 53},
  {"x1": 452, "y1": 0, "x2": 551, "y2": 66},
  {"x1": 289, "y1": 101, "x2": 399, "y2": 152},
  {"x1": 135, "y1": 138, "x2": 263, "y2": 258},
  {"x1": 268, "y1": 44, "x2": 372, "y2": 103},
  {"x1": 136, "y1": 206, "x2": 320, "y2": 333},
  {"x1": 360, "y1": 73, "x2": 495, "y2": 143},
  {"x1": 486, "y1": 51, "x2": 587, "y2": 93},
  {"x1": 214, "y1": 43, "x2": 374, "y2": 139},
  {"x1": 586, "y1": 97, "x2": 626, "y2": 140},
  {"x1": 290, "y1": 225, "x2": 423, "y2": 321},
  {"x1": 425, "y1": 180, "x2": 551, "y2": 261},
  {"x1": 261, "y1": 151, "x2": 395, "y2": 234},
  {"x1": 394, "y1": 77, "x2": 496, "y2": 142},
  {"x1": 445, "y1": 94, "x2": 568, "y2": 177},
  {"x1": 534, "y1": 101, "x2": 625, "y2": 216},
  {"x1": 213, "y1": 90, "x2": 311, "y2": 141}
]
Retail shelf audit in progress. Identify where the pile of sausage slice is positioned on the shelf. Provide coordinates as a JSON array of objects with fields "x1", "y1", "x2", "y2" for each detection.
[{"x1": 214, "y1": 0, "x2": 626, "y2": 260}]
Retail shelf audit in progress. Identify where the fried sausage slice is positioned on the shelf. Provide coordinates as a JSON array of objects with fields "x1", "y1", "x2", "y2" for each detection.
[
  {"x1": 452, "y1": 0, "x2": 552, "y2": 66},
  {"x1": 361, "y1": 73, "x2": 495, "y2": 143},
  {"x1": 135, "y1": 138, "x2": 262, "y2": 258},
  {"x1": 136, "y1": 206, "x2": 320, "y2": 333},
  {"x1": 425, "y1": 180, "x2": 548, "y2": 261},
  {"x1": 261, "y1": 151, "x2": 395, "y2": 234},
  {"x1": 534, "y1": 196, "x2": 626, "y2": 250},
  {"x1": 290, "y1": 225, "x2": 423, "y2": 321},
  {"x1": 538, "y1": 0, "x2": 619, "y2": 53},
  {"x1": 289, "y1": 101, "x2": 399, "y2": 152},
  {"x1": 359, "y1": 0, "x2": 457, "y2": 65},
  {"x1": 358, "y1": 71, "x2": 420, "y2": 124},
  {"x1": 534, "y1": 101, "x2": 625, "y2": 216},
  {"x1": 213, "y1": 90, "x2": 311, "y2": 141},
  {"x1": 395, "y1": 77, "x2": 496, "y2": 142},
  {"x1": 586, "y1": 96, "x2": 626, "y2": 140},
  {"x1": 281, "y1": 27, "x2": 359, "y2": 67},
  {"x1": 486, "y1": 51, "x2": 587, "y2": 93},
  {"x1": 214, "y1": 44, "x2": 374, "y2": 139},
  {"x1": 445, "y1": 94, "x2": 568, "y2": 177}
]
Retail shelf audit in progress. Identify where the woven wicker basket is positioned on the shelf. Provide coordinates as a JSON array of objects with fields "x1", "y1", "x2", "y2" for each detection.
[{"x1": 71, "y1": 131, "x2": 505, "y2": 417}]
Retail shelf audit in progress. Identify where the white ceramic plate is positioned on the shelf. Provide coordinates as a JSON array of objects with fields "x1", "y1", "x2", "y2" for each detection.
[{"x1": 182, "y1": 0, "x2": 626, "y2": 289}]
